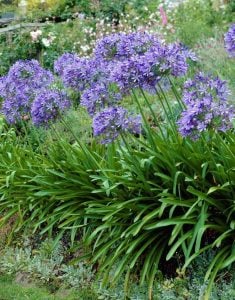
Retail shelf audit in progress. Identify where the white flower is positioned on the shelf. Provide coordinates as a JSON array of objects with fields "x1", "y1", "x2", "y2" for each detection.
[
  {"x1": 30, "y1": 29, "x2": 42, "y2": 42},
  {"x1": 80, "y1": 45, "x2": 90, "y2": 52},
  {"x1": 78, "y1": 13, "x2": 85, "y2": 19},
  {"x1": 42, "y1": 38, "x2": 51, "y2": 47}
]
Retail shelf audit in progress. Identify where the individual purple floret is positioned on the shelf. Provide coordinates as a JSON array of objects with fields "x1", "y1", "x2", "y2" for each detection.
[
  {"x1": 1, "y1": 60, "x2": 54, "y2": 123},
  {"x1": 177, "y1": 73, "x2": 234, "y2": 139},
  {"x1": 179, "y1": 43, "x2": 198, "y2": 62},
  {"x1": 92, "y1": 106, "x2": 141, "y2": 144},
  {"x1": 224, "y1": 24, "x2": 235, "y2": 57},
  {"x1": 54, "y1": 53, "x2": 80, "y2": 76},
  {"x1": 31, "y1": 89, "x2": 71, "y2": 126}
]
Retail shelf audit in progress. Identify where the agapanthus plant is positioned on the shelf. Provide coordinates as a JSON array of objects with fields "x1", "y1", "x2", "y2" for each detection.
[
  {"x1": 31, "y1": 89, "x2": 71, "y2": 126},
  {"x1": 0, "y1": 60, "x2": 54, "y2": 123},
  {"x1": 224, "y1": 24, "x2": 235, "y2": 57},
  {"x1": 93, "y1": 106, "x2": 141, "y2": 144},
  {"x1": 54, "y1": 32, "x2": 197, "y2": 142},
  {"x1": 177, "y1": 72, "x2": 234, "y2": 139}
]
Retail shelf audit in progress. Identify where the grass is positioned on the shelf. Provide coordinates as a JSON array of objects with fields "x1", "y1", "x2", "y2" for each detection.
[{"x1": 0, "y1": 274, "x2": 97, "y2": 300}]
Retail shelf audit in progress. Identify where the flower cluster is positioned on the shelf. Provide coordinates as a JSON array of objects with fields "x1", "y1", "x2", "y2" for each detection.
[
  {"x1": 55, "y1": 53, "x2": 122, "y2": 119},
  {"x1": 95, "y1": 33, "x2": 196, "y2": 94},
  {"x1": 93, "y1": 106, "x2": 141, "y2": 144},
  {"x1": 55, "y1": 55, "x2": 107, "y2": 92},
  {"x1": 80, "y1": 82, "x2": 121, "y2": 116},
  {"x1": 30, "y1": 29, "x2": 56, "y2": 48},
  {"x1": 56, "y1": 32, "x2": 196, "y2": 96},
  {"x1": 177, "y1": 73, "x2": 234, "y2": 139},
  {"x1": 0, "y1": 60, "x2": 54, "y2": 123},
  {"x1": 31, "y1": 89, "x2": 71, "y2": 126},
  {"x1": 54, "y1": 53, "x2": 80, "y2": 77},
  {"x1": 224, "y1": 24, "x2": 235, "y2": 57},
  {"x1": 93, "y1": 32, "x2": 161, "y2": 62},
  {"x1": 54, "y1": 31, "x2": 197, "y2": 143},
  {"x1": 110, "y1": 41, "x2": 196, "y2": 93},
  {"x1": 30, "y1": 29, "x2": 42, "y2": 42}
]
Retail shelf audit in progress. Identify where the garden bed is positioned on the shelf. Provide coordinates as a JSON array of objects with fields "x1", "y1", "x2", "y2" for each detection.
[{"x1": 0, "y1": 1, "x2": 234, "y2": 299}]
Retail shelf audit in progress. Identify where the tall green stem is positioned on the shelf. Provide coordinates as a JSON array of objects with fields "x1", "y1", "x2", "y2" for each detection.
[
  {"x1": 154, "y1": 85, "x2": 178, "y2": 139},
  {"x1": 139, "y1": 87, "x2": 166, "y2": 141},
  {"x1": 131, "y1": 89, "x2": 157, "y2": 151},
  {"x1": 167, "y1": 76, "x2": 185, "y2": 110}
]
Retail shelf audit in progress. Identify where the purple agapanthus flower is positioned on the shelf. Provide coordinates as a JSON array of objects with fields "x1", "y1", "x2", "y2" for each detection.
[
  {"x1": 57, "y1": 56, "x2": 92, "y2": 90},
  {"x1": 224, "y1": 24, "x2": 235, "y2": 57},
  {"x1": 110, "y1": 56, "x2": 147, "y2": 92},
  {"x1": 161, "y1": 42, "x2": 197, "y2": 77},
  {"x1": 92, "y1": 106, "x2": 141, "y2": 144},
  {"x1": 110, "y1": 41, "x2": 195, "y2": 93},
  {"x1": 31, "y1": 89, "x2": 71, "y2": 126},
  {"x1": 60, "y1": 57, "x2": 110, "y2": 92},
  {"x1": 56, "y1": 55, "x2": 121, "y2": 116},
  {"x1": 93, "y1": 32, "x2": 162, "y2": 62},
  {"x1": 177, "y1": 73, "x2": 234, "y2": 139},
  {"x1": 93, "y1": 33, "x2": 124, "y2": 61},
  {"x1": 53, "y1": 32, "x2": 196, "y2": 139},
  {"x1": 54, "y1": 53, "x2": 81, "y2": 76},
  {"x1": 0, "y1": 60, "x2": 54, "y2": 123},
  {"x1": 104, "y1": 33, "x2": 196, "y2": 94},
  {"x1": 80, "y1": 82, "x2": 121, "y2": 116}
]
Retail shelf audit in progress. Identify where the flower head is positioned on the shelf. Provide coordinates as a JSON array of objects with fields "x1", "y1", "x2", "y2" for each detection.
[
  {"x1": 93, "y1": 32, "x2": 162, "y2": 62},
  {"x1": 31, "y1": 89, "x2": 71, "y2": 126},
  {"x1": 92, "y1": 106, "x2": 141, "y2": 143},
  {"x1": 30, "y1": 29, "x2": 42, "y2": 42},
  {"x1": 58, "y1": 56, "x2": 108, "y2": 92},
  {"x1": 0, "y1": 60, "x2": 54, "y2": 123},
  {"x1": 110, "y1": 41, "x2": 194, "y2": 93},
  {"x1": 177, "y1": 73, "x2": 234, "y2": 139},
  {"x1": 81, "y1": 82, "x2": 121, "y2": 116},
  {"x1": 54, "y1": 53, "x2": 80, "y2": 77},
  {"x1": 224, "y1": 24, "x2": 235, "y2": 57}
]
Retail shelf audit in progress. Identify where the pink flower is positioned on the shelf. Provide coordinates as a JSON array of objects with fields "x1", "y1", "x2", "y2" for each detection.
[
  {"x1": 30, "y1": 29, "x2": 42, "y2": 42},
  {"x1": 159, "y1": 6, "x2": 168, "y2": 26}
]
